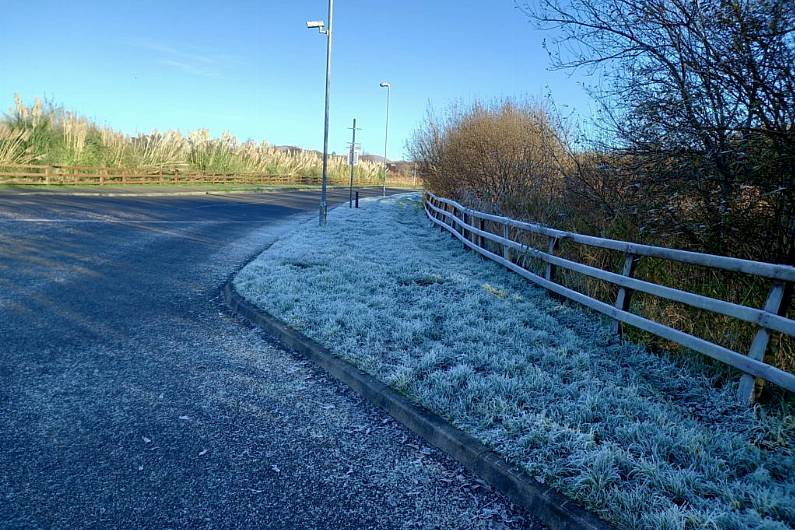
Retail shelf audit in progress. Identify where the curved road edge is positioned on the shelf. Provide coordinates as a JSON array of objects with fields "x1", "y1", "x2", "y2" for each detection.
[{"x1": 221, "y1": 278, "x2": 615, "y2": 530}]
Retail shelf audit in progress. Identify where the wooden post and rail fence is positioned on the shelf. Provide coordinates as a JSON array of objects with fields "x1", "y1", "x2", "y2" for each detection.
[
  {"x1": 424, "y1": 191, "x2": 795, "y2": 405},
  {"x1": 0, "y1": 164, "x2": 419, "y2": 188}
]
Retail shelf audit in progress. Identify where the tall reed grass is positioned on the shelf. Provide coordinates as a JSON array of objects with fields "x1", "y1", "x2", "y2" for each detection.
[{"x1": 1, "y1": 95, "x2": 384, "y2": 182}]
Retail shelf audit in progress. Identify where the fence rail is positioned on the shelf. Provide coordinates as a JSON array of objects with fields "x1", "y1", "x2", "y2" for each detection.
[
  {"x1": 423, "y1": 191, "x2": 795, "y2": 403},
  {"x1": 0, "y1": 164, "x2": 418, "y2": 188}
]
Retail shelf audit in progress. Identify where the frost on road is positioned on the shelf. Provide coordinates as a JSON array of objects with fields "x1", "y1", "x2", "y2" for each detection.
[{"x1": 235, "y1": 194, "x2": 795, "y2": 530}]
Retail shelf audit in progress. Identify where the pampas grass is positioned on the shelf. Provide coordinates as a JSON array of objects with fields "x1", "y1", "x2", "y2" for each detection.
[
  {"x1": 0, "y1": 125, "x2": 33, "y2": 164},
  {"x1": 1, "y1": 95, "x2": 385, "y2": 182}
]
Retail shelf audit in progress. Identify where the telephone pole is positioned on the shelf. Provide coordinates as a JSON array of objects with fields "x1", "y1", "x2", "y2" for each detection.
[{"x1": 347, "y1": 118, "x2": 361, "y2": 208}]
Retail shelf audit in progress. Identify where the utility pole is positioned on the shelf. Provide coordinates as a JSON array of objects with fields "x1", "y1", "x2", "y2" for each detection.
[{"x1": 347, "y1": 118, "x2": 361, "y2": 208}]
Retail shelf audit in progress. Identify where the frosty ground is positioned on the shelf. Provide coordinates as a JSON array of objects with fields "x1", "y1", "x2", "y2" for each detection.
[{"x1": 235, "y1": 194, "x2": 795, "y2": 530}]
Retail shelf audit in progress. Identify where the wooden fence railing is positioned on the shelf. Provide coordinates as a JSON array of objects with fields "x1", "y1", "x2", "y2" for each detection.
[
  {"x1": 424, "y1": 191, "x2": 795, "y2": 404},
  {"x1": 0, "y1": 164, "x2": 419, "y2": 188}
]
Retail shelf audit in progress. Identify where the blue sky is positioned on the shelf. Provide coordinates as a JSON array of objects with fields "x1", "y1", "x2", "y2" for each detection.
[{"x1": 3, "y1": 0, "x2": 594, "y2": 159}]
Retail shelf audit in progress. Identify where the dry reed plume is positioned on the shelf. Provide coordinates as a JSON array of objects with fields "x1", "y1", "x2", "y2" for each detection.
[{"x1": 1, "y1": 95, "x2": 384, "y2": 183}]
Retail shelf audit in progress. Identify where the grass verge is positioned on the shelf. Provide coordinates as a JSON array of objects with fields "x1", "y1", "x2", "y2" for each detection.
[{"x1": 234, "y1": 194, "x2": 794, "y2": 530}]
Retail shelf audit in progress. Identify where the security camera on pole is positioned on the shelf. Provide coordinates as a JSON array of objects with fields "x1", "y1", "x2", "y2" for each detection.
[{"x1": 306, "y1": 1, "x2": 333, "y2": 226}]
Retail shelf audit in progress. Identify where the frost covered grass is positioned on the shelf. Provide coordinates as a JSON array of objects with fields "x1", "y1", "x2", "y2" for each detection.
[{"x1": 234, "y1": 194, "x2": 795, "y2": 530}]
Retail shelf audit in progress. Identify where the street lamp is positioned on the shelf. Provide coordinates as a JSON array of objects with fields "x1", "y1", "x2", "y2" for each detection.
[
  {"x1": 379, "y1": 81, "x2": 390, "y2": 197},
  {"x1": 307, "y1": 1, "x2": 334, "y2": 226}
]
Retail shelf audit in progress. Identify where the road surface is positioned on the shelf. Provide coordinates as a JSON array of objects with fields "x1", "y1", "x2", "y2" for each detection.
[{"x1": 0, "y1": 188, "x2": 534, "y2": 529}]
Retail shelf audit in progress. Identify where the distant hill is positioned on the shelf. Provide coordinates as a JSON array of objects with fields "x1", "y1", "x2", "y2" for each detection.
[
  {"x1": 275, "y1": 145, "x2": 323, "y2": 157},
  {"x1": 361, "y1": 154, "x2": 386, "y2": 164},
  {"x1": 274, "y1": 147, "x2": 412, "y2": 172}
]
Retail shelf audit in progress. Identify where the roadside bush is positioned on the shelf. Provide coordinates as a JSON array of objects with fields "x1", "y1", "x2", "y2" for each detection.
[{"x1": 408, "y1": 100, "x2": 568, "y2": 224}]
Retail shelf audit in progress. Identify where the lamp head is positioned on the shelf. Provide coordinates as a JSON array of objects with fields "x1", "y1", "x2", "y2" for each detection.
[
  {"x1": 306, "y1": 20, "x2": 325, "y2": 32},
  {"x1": 379, "y1": 82, "x2": 391, "y2": 88}
]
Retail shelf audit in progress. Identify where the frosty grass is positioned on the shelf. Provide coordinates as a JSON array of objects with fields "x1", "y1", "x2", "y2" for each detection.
[{"x1": 235, "y1": 194, "x2": 795, "y2": 530}]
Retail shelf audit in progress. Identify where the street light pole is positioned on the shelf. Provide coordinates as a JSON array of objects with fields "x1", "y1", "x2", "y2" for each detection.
[
  {"x1": 320, "y1": 0, "x2": 334, "y2": 225},
  {"x1": 307, "y1": 0, "x2": 334, "y2": 225},
  {"x1": 379, "y1": 81, "x2": 390, "y2": 197}
]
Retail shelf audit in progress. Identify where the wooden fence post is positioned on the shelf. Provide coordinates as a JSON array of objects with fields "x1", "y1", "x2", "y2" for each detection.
[
  {"x1": 544, "y1": 236, "x2": 559, "y2": 283},
  {"x1": 478, "y1": 218, "x2": 485, "y2": 251},
  {"x1": 502, "y1": 223, "x2": 511, "y2": 264},
  {"x1": 737, "y1": 281, "x2": 787, "y2": 404},
  {"x1": 612, "y1": 254, "x2": 640, "y2": 335},
  {"x1": 44, "y1": 166, "x2": 51, "y2": 185},
  {"x1": 462, "y1": 209, "x2": 469, "y2": 250},
  {"x1": 469, "y1": 213, "x2": 478, "y2": 246}
]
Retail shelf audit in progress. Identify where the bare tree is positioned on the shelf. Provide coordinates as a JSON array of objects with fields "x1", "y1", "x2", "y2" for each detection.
[{"x1": 521, "y1": 0, "x2": 795, "y2": 263}]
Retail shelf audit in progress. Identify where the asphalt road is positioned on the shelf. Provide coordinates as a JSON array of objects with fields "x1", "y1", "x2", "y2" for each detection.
[{"x1": 0, "y1": 188, "x2": 534, "y2": 529}]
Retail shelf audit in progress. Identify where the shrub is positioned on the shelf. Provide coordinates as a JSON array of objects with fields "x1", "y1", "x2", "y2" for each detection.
[{"x1": 408, "y1": 100, "x2": 568, "y2": 224}]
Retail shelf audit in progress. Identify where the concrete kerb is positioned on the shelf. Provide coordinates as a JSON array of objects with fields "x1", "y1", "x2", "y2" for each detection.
[{"x1": 222, "y1": 280, "x2": 616, "y2": 530}]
